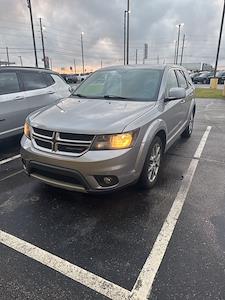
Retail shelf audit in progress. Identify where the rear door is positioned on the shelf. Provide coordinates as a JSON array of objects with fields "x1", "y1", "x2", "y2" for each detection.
[
  {"x1": 0, "y1": 70, "x2": 26, "y2": 137},
  {"x1": 175, "y1": 69, "x2": 194, "y2": 124},
  {"x1": 162, "y1": 69, "x2": 183, "y2": 141},
  {"x1": 21, "y1": 70, "x2": 59, "y2": 116}
]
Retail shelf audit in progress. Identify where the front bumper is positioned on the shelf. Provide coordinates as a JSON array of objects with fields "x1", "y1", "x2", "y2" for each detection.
[{"x1": 20, "y1": 136, "x2": 143, "y2": 193}]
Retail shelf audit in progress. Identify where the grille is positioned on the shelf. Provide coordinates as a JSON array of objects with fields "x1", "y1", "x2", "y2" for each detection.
[{"x1": 32, "y1": 127, "x2": 94, "y2": 156}]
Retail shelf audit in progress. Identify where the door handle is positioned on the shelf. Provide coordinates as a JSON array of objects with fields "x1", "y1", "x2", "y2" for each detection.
[
  {"x1": 48, "y1": 91, "x2": 55, "y2": 94},
  {"x1": 14, "y1": 96, "x2": 24, "y2": 100},
  {"x1": 180, "y1": 99, "x2": 186, "y2": 104}
]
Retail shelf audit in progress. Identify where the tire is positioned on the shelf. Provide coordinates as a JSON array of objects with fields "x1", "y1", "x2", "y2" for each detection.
[
  {"x1": 181, "y1": 111, "x2": 194, "y2": 138},
  {"x1": 138, "y1": 136, "x2": 163, "y2": 189},
  {"x1": 203, "y1": 79, "x2": 207, "y2": 84}
]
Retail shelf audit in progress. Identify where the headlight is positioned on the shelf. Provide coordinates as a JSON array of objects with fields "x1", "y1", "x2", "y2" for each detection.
[
  {"x1": 91, "y1": 130, "x2": 139, "y2": 150},
  {"x1": 24, "y1": 121, "x2": 31, "y2": 139}
]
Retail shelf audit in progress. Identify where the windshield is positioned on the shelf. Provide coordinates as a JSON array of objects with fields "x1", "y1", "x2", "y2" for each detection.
[{"x1": 72, "y1": 68, "x2": 163, "y2": 101}]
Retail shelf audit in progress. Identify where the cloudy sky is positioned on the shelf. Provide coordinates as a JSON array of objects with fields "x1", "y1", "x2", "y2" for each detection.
[{"x1": 0, "y1": 0, "x2": 224, "y2": 72}]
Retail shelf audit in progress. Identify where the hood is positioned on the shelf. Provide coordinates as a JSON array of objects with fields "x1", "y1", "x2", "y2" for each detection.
[{"x1": 29, "y1": 97, "x2": 155, "y2": 134}]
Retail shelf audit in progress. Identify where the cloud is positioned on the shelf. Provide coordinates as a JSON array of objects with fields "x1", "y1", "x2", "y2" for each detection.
[{"x1": 0, "y1": 0, "x2": 224, "y2": 72}]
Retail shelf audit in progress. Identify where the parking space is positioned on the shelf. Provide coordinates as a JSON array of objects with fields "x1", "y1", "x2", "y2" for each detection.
[{"x1": 0, "y1": 98, "x2": 225, "y2": 299}]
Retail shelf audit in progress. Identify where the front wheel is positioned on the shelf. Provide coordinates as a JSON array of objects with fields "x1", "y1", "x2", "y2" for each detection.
[
  {"x1": 181, "y1": 111, "x2": 194, "y2": 138},
  {"x1": 138, "y1": 136, "x2": 163, "y2": 189}
]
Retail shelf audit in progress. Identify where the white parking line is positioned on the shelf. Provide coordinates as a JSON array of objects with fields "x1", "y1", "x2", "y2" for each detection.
[
  {"x1": 194, "y1": 126, "x2": 211, "y2": 159},
  {"x1": 0, "y1": 170, "x2": 24, "y2": 182},
  {"x1": 0, "y1": 126, "x2": 212, "y2": 300},
  {"x1": 0, "y1": 230, "x2": 130, "y2": 300},
  {"x1": 0, "y1": 154, "x2": 21, "y2": 165},
  {"x1": 130, "y1": 126, "x2": 212, "y2": 300}
]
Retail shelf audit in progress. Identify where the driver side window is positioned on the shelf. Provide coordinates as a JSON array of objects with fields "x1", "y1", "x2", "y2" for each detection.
[{"x1": 166, "y1": 70, "x2": 178, "y2": 96}]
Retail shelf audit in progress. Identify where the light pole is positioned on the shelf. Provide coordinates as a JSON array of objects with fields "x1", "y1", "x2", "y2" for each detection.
[
  {"x1": 174, "y1": 40, "x2": 177, "y2": 64},
  {"x1": 39, "y1": 18, "x2": 46, "y2": 68},
  {"x1": 81, "y1": 32, "x2": 85, "y2": 74},
  {"x1": 73, "y1": 58, "x2": 76, "y2": 74},
  {"x1": 175, "y1": 23, "x2": 184, "y2": 64},
  {"x1": 180, "y1": 34, "x2": 185, "y2": 65},
  {"x1": 124, "y1": 10, "x2": 127, "y2": 65},
  {"x1": 135, "y1": 49, "x2": 138, "y2": 64},
  {"x1": 214, "y1": 0, "x2": 225, "y2": 77},
  {"x1": 27, "y1": 0, "x2": 38, "y2": 67},
  {"x1": 18, "y1": 56, "x2": 23, "y2": 66},
  {"x1": 126, "y1": 0, "x2": 130, "y2": 65}
]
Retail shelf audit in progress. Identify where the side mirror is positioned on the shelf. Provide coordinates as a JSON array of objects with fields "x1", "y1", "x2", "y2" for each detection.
[{"x1": 165, "y1": 87, "x2": 186, "y2": 102}]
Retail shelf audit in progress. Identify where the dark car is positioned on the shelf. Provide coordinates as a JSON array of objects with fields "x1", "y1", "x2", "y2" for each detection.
[
  {"x1": 216, "y1": 71, "x2": 225, "y2": 84},
  {"x1": 193, "y1": 72, "x2": 213, "y2": 84},
  {"x1": 61, "y1": 74, "x2": 78, "y2": 84}
]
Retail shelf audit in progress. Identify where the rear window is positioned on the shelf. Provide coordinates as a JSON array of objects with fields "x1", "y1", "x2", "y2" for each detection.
[
  {"x1": 0, "y1": 72, "x2": 20, "y2": 95},
  {"x1": 21, "y1": 71, "x2": 48, "y2": 91}
]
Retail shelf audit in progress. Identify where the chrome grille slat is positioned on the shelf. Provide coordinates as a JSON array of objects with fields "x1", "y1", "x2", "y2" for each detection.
[{"x1": 31, "y1": 127, "x2": 95, "y2": 156}]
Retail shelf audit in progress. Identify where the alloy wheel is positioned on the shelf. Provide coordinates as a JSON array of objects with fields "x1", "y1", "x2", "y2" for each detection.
[{"x1": 147, "y1": 143, "x2": 161, "y2": 183}]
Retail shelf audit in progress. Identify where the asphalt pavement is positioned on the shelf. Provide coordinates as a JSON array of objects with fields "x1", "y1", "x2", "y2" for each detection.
[{"x1": 0, "y1": 98, "x2": 225, "y2": 300}]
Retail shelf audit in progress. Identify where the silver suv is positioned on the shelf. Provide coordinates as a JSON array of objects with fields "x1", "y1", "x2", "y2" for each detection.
[
  {"x1": 0, "y1": 67, "x2": 71, "y2": 139},
  {"x1": 21, "y1": 65, "x2": 195, "y2": 193}
]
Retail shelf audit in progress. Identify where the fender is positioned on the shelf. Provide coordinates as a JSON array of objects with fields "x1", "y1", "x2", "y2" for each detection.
[{"x1": 134, "y1": 119, "x2": 167, "y2": 175}]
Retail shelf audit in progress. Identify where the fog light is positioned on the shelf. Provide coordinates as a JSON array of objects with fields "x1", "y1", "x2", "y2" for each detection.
[{"x1": 95, "y1": 175, "x2": 119, "y2": 187}]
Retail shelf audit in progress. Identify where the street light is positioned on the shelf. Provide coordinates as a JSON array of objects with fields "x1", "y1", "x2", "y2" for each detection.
[
  {"x1": 213, "y1": 0, "x2": 225, "y2": 78},
  {"x1": 81, "y1": 32, "x2": 85, "y2": 74},
  {"x1": 175, "y1": 23, "x2": 184, "y2": 64},
  {"x1": 126, "y1": 0, "x2": 130, "y2": 65},
  {"x1": 27, "y1": 0, "x2": 38, "y2": 67}
]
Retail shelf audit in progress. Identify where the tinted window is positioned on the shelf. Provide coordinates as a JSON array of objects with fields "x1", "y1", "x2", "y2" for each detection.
[
  {"x1": 73, "y1": 69, "x2": 163, "y2": 101},
  {"x1": 0, "y1": 72, "x2": 20, "y2": 95},
  {"x1": 22, "y1": 71, "x2": 48, "y2": 91},
  {"x1": 166, "y1": 70, "x2": 178, "y2": 93},
  {"x1": 44, "y1": 73, "x2": 55, "y2": 86},
  {"x1": 176, "y1": 70, "x2": 188, "y2": 89}
]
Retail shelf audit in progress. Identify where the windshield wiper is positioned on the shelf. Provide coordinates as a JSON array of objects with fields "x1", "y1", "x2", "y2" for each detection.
[
  {"x1": 73, "y1": 93, "x2": 87, "y2": 98},
  {"x1": 103, "y1": 95, "x2": 128, "y2": 99}
]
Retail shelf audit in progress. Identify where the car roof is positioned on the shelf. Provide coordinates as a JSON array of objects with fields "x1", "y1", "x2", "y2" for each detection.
[
  {"x1": 0, "y1": 66, "x2": 58, "y2": 74},
  {"x1": 99, "y1": 64, "x2": 181, "y2": 72}
]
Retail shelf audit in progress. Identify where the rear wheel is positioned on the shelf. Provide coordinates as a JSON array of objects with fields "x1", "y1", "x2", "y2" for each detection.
[
  {"x1": 138, "y1": 136, "x2": 163, "y2": 189},
  {"x1": 181, "y1": 111, "x2": 194, "y2": 138}
]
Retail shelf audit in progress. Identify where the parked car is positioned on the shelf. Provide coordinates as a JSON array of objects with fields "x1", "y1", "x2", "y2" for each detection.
[
  {"x1": 21, "y1": 65, "x2": 195, "y2": 193},
  {"x1": 61, "y1": 74, "x2": 78, "y2": 84},
  {"x1": 216, "y1": 71, "x2": 225, "y2": 84},
  {"x1": 77, "y1": 73, "x2": 90, "y2": 81},
  {"x1": 190, "y1": 72, "x2": 201, "y2": 82},
  {"x1": 193, "y1": 72, "x2": 213, "y2": 84},
  {"x1": 0, "y1": 67, "x2": 72, "y2": 139}
]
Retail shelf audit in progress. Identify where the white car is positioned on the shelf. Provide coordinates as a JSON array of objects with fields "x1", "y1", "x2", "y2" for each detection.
[{"x1": 0, "y1": 67, "x2": 72, "y2": 139}]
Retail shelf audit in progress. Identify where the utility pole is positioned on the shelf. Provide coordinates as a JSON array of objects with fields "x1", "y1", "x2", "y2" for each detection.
[
  {"x1": 81, "y1": 32, "x2": 85, "y2": 74},
  {"x1": 124, "y1": 10, "x2": 127, "y2": 65},
  {"x1": 126, "y1": 0, "x2": 130, "y2": 65},
  {"x1": 174, "y1": 40, "x2": 177, "y2": 64},
  {"x1": 73, "y1": 58, "x2": 76, "y2": 73},
  {"x1": 39, "y1": 18, "x2": 46, "y2": 68},
  {"x1": 135, "y1": 49, "x2": 138, "y2": 64},
  {"x1": 27, "y1": 0, "x2": 38, "y2": 67},
  {"x1": 50, "y1": 58, "x2": 52, "y2": 70},
  {"x1": 18, "y1": 55, "x2": 23, "y2": 66},
  {"x1": 175, "y1": 23, "x2": 184, "y2": 64},
  {"x1": 180, "y1": 34, "x2": 185, "y2": 65},
  {"x1": 214, "y1": 0, "x2": 225, "y2": 77},
  {"x1": 6, "y1": 47, "x2": 9, "y2": 66}
]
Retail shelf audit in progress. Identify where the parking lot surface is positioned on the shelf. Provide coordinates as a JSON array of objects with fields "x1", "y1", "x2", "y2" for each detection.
[{"x1": 0, "y1": 98, "x2": 225, "y2": 299}]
